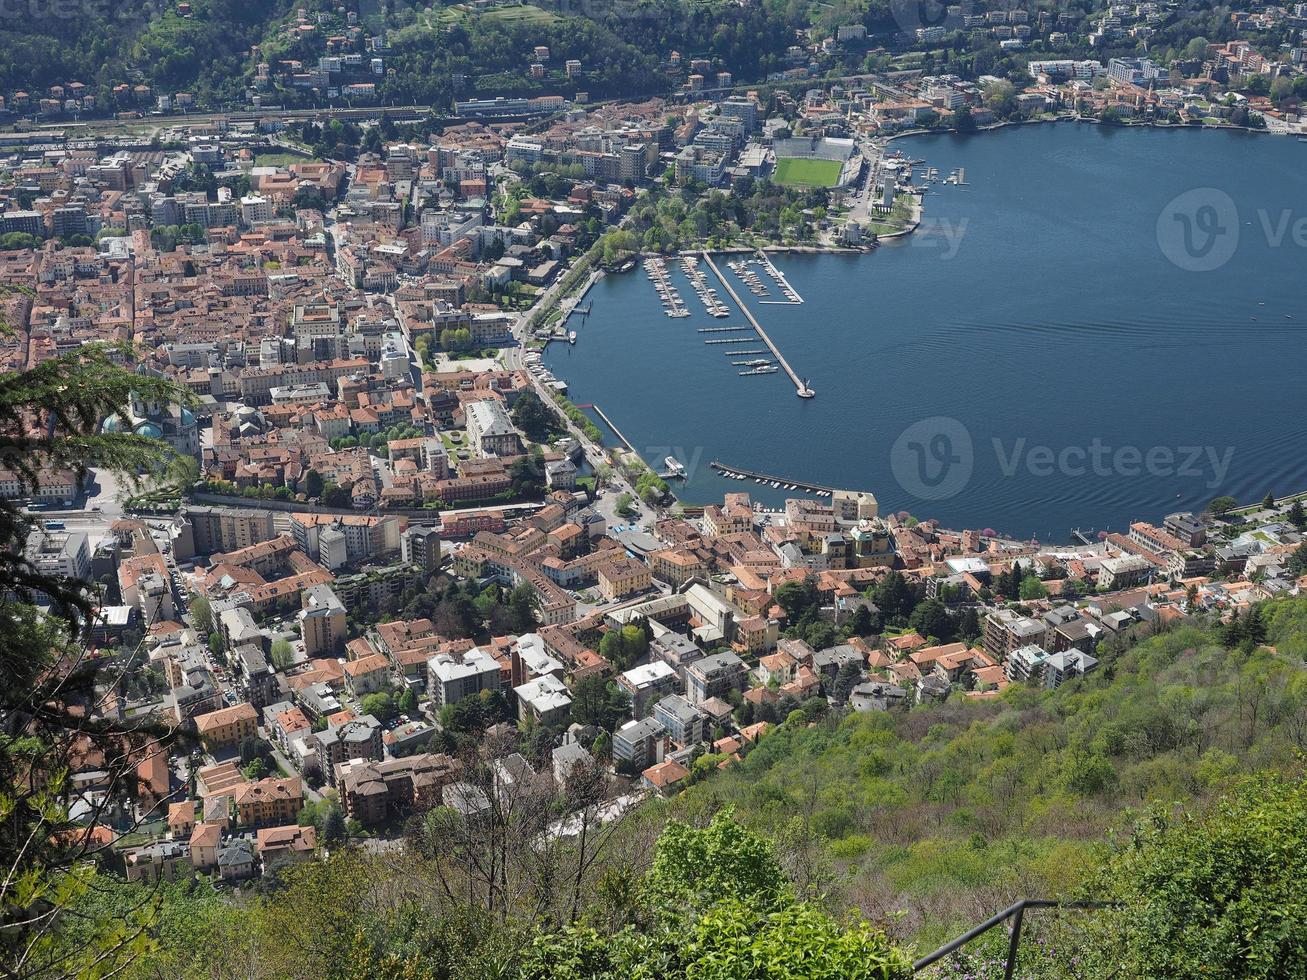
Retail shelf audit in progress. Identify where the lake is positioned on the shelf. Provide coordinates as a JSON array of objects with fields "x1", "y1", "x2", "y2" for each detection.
[{"x1": 544, "y1": 123, "x2": 1307, "y2": 539}]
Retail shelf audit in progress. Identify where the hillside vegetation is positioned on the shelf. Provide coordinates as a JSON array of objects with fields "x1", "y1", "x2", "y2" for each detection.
[{"x1": 672, "y1": 598, "x2": 1307, "y2": 949}]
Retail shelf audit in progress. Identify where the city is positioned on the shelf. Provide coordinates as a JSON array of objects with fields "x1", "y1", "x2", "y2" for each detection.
[{"x1": 0, "y1": 4, "x2": 1305, "y2": 979}]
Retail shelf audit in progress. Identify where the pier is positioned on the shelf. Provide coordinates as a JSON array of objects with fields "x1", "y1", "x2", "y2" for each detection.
[
  {"x1": 710, "y1": 460, "x2": 837, "y2": 495},
  {"x1": 582, "y1": 402, "x2": 638, "y2": 456},
  {"x1": 697, "y1": 325, "x2": 752, "y2": 333},
  {"x1": 702, "y1": 252, "x2": 815, "y2": 399}
]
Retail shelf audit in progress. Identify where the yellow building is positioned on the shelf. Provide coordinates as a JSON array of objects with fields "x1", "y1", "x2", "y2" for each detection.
[
  {"x1": 597, "y1": 556, "x2": 652, "y2": 602},
  {"x1": 194, "y1": 702, "x2": 258, "y2": 750}
]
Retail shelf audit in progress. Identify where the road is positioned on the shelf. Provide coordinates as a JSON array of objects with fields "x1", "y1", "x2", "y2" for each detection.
[{"x1": 500, "y1": 269, "x2": 655, "y2": 534}]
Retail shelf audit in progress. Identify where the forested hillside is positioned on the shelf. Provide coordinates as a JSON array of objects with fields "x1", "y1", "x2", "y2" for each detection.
[
  {"x1": 0, "y1": 1, "x2": 296, "y2": 108},
  {"x1": 672, "y1": 599, "x2": 1307, "y2": 950}
]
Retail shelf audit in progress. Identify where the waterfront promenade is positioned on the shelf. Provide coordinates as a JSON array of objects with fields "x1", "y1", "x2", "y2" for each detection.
[{"x1": 702, "y1": 252, "x2": 815, "y2": 399}]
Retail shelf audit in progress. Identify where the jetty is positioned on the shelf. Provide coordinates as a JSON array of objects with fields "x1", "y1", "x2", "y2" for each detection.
[
  {"x1": 710, "y1": 460, "x2": 837, "y2": 495},
  {"x1": 754, "y1": 250, "x2": 804, "y2": 305},
  {"x1": 582, "y1": 402, "x2": 638, "y2": 456},
  {"x1": 697, "y1": 325, "x2": 752, "y2": 334},
  {"x1": 702, "y1": 252, "x2": 815, "y2": 399},
  {"x1": 705, "y1": 337, "x2": 751, "y2": 345},
  {"x1": 722, "y1": 348, "x2": 767, "y2": 356}
]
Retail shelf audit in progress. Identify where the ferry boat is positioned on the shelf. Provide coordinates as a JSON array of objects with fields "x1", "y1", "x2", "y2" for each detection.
[{"x1": 663, "y1": 456, "x2": 687, "y2": 478}]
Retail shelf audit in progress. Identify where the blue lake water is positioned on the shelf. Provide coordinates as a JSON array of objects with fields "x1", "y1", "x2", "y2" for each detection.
[{"x1": 544, "y1": 123, "x2": 1307, "y2": 539}]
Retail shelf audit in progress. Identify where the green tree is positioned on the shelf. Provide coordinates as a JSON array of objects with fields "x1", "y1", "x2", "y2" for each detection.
[
  {"x1": 1209, "y1": 495, "x2": 1238, "y2": 516},
  {"x1": 1081, "y1": 773, "x2": 1307, "y2": 979},
  {"x1": 190, "y1": 594, "x2": 213, "y2": 635},
  {"x1": 304, "y1": 468, "x2": 324, "y2": 499},
  {"x1": 360, "y1": 692, "x2": 396, "y2": 721},
  {"x1": 510, "y1": 389, "x2": 558, "y2": 443},
  {"x1": 398, "y1": 687, "x2": 419, "y2": 715}
]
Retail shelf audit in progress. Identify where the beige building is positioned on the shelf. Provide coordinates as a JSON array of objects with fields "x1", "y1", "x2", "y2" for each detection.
[
  {"x1": 597, "y1": 556, "x2": 652, "y2": 602},
  {"x1": 194, "y1": 702, "x2": 258, "y2": 750}
]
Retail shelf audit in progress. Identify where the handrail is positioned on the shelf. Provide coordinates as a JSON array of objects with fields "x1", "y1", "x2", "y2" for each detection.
[{"x1": 912, "y1": 899, "x2": 1119, "y2": 978}]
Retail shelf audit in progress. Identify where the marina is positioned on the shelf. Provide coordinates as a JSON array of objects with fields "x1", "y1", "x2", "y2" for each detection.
[
  {"x1": 680, "y1": 254, "x2": 732, "y2": 317},
  {"x1": 710, "y1": 460, "x2": 836, "y2": 496},
  {"x1": 702, "y1": 251, "x2": 815, "y2": 399},
  {"x1": 546, "y1": 129, "x2": 1307, "y2": 534},
  {"x1": 754, "y1": 250, "x2": 804, "y2": 305},
  {"x1": 646, "y1": 257, "x2": 690, "y2": 318}
]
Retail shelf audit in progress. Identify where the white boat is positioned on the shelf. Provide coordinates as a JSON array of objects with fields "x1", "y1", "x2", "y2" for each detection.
[
  {"x1": 567, "y1": 331, "x2": 577, "y2": 344},
  {"x1": 664, "y1": 456, "x2": 686, "y2": 478}
]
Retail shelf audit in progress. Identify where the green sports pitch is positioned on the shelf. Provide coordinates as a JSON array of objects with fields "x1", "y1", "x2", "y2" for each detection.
[{"x1": 772, "y1": 156, "x2": 843, "y2": 188}]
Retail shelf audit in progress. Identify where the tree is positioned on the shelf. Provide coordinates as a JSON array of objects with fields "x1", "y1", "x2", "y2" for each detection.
[
  {"x1": 304, "y1": 468, "x2": 324, "y2": 499},
  {"x1": 1289, "y1": 499, "x2": 1306, "y2": 530},
  {"x1": 832, "y1": 659, "x2": 863, "y2": 705},
  {"x1": 360, "y1": 692, "x2": 396, "y2": 721},
  {"x1": 1019, "y1": 575, "x2": 1049, "y2": 601},
  {"x1": 190, "y1": 594, "x2": 213, "y2": 635},
  {"x1": 320, "y1": 804, "x2": 347, "y2": 845},
  {"x1": 908, "y1": 598, "x2": 954, "y2": 643},
  {"x1": 615, "y1": 492, "x2": 635, "y2": 517},
  {"x1": 1209, "y1": 495, "x2": 1238, "y2": 516},
  {"x1": 0, "y1": 342, "x2": 196, "y2": 978},
  {"x1": 1263, "y1": 491, "x2": 1276, "y2": 510},
  {"x1": 398, "y1": 688, "x2": 418, "y2": 715},
  {"x1": 1081, "y1": 773, "x2": 1307, "y2": 979},
  {"x1": 569, "y1": 674, "x2": 630, "y2": 731},
  {"x1": 510, "y1": 389, "x2": 558, "y2": 443},
  {"x1": 950, "y1": 105, "x2": 977, "y2": 131},
  {"x1": 269, "y1": 638, "x2": 294, "y2": 670}
]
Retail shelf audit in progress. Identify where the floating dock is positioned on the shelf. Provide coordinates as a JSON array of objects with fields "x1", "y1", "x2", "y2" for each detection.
[
  {"x1": 697, "y1": 325, "x2": 752, "y2": 333},
  {"x1": 702, "y1": 252, "x2": 815, "y2": 399},
  {"x1": 710, "y1": 460, "x2": 836, "y2": 495}
]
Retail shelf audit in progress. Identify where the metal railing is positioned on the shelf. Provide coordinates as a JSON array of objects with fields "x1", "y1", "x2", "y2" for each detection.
[{"x1": 912, "y1": 899, "x2": 1119, "y2": 979}]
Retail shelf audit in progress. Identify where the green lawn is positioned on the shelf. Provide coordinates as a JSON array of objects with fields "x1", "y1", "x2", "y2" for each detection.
[{"x1": 772, "y1": 156, "x2": 843, "y2": 188}]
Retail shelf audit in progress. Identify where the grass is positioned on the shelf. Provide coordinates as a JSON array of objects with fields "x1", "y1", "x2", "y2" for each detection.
[
  {"x1": 254, "y1": 151, "x2": 318, "y2": 166},
  {"x1": 772, "y1": 156, "x2": 843, "y2": 188}
]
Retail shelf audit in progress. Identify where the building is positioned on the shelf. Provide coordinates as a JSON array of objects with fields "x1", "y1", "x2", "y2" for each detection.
[
  {"x1": 233, "y1": 776, "x2": 303, "y2": 827},
  {"x1": 513, "y1": 673, "x2": 572, "y2": 726},
  {"x1": 616, "y1": 660, "x2": 679, "y2": 718},
  {"x1": 1043, "y1": 649, "x2": 1099, "y2": 688},
  {"x1": 317, "y1": 715, "x2": 384, "y2": 786},
  {"x1": 982, "y1": 608, "x2": 1047, "y2": 660},
  {"x1": 427, "y1": 648, "x2": 501, "y2": 710},
  {"x1": 464, "y1": 399, "x2": 519, "y2": 457},
  {"x1": 193, "y1": 702, "x2": 258, "y2": 750},
  {"x1": 338, "y1": 753, "x2": 456, "y2": 826},
  {"x1": 613, "y1": 716, "x2": 666, "y2": 771},
  {"x1": 1099, "y1": 554, "x2": 1153, "y2": 590},
  {"x1": 183, "y1": 506, "x2": 276, "y2": 555},
  {"x1": 596, "y1": 556, "x2": 652, "y2": 601},
  {"x1": 256, "y1": 824, "x2": 317, "y2": 865},
  {"x1": 300, "y1": 584, "x2": 346, "y2": 656},
  {"x1": 124, "y1": 840, "x2": 190, "y2": 882},
  {"x1": 685, "y1": 651, "x2": 747, "y2": 706},
  {"x1": 401, "y1": 526, "x2": 442, "y2": 572},
  {"x1": 653, "y1": 694, "x2": 706, "y2": 747}
]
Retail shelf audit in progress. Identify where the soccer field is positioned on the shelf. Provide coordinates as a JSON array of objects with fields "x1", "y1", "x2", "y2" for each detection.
[{"x1": 772, "y1": 156, "x2": 843, "y2": 188}]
